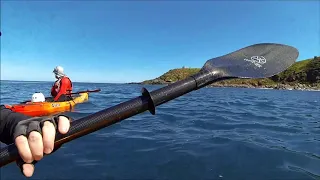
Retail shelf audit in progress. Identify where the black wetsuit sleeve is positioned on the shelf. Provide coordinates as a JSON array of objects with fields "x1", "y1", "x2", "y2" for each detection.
[{"x1": 0, "y1": 105, "x2": 31, "y2": 145}]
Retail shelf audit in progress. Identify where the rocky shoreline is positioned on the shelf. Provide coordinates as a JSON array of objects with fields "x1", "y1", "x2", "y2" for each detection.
[
  {"x1": 208, "y1": 83, "x2": 320, "y2": 91},
  {"x1": 129, "y1": 80, "x2": 320, "y2": 91}
]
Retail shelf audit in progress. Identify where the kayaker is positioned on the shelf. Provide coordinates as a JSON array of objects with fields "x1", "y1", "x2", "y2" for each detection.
[
  {"x1": 0, "y1": 105, "x2": 71, "y2": 177},
  {"x1": 51, "y1": 66, "x2": 73, "y2": 102}
]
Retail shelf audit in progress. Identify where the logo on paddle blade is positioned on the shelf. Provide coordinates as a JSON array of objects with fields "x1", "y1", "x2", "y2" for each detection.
[{"x1": 244, "y1": 56, "x2": 266, "y2": 68}]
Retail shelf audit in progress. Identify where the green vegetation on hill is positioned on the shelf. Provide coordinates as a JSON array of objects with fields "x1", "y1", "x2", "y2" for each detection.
[
  {"x1": 270, "y1": 56, "x2": 320, "y2": 84},
  {"x1": 142, "y1": 56, "x2": 320, "y2": 89},
  {"x1": 142, "y1": 67, "x2": 200, "y2": 84}
]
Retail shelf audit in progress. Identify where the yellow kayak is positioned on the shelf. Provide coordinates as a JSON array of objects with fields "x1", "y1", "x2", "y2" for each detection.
[{"x1": 4, "y1": 93, "x2": 89, "y2": 117}]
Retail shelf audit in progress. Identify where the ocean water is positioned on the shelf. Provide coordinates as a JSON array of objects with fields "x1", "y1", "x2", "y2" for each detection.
[{"x1": 0, "y1": 80, "x2": 319, "y2": 180}]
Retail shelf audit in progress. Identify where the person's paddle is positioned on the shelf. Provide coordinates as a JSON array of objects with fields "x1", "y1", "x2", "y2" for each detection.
[
  {"x1": 0, "y1": 43, "x2": 299, "y2": 167},
  {"x1": 67, "y1": 88, "x2": 101, "y2": 95}
]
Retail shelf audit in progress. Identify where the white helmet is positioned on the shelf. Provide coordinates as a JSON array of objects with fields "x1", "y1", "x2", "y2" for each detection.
[
  {"x1": 53, "y1": 66, "x2": 65, "y2": 78},
  {"x1": 31, "y1": 92, "x2": 45, "y2": 103}
]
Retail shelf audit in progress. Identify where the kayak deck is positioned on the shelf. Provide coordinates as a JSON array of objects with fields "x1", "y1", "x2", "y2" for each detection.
[{"x1": 4, "y1": 93, "x2": 89, "y2": 117}]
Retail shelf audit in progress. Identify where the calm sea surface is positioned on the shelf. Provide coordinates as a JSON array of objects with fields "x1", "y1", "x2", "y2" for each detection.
[{"x1": 0, "y1": 81, "x2": 319, "y2": 180}]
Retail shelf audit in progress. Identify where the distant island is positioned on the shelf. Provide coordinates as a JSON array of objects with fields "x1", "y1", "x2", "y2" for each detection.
[{"x1": 132, "y1": 56, "x2": 320, "y2": 91}]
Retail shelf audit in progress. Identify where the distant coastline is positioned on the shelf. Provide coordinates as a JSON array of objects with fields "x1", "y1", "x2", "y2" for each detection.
[
  {"x1": 131, "y1": 56, "x2": 320, "y2": 91},
  {"x1": 0, "y1": 80, "x2": 124, "y2": 84}
]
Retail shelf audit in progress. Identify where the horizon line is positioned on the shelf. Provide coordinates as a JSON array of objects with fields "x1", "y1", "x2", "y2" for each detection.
[{"x1": 0, "y1": 79, "x2": 141, "y2": 84}]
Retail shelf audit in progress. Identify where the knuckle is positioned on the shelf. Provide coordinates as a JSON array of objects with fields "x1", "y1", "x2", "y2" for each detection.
[
  {"x1": 43, "y1": 121, "x2": 53, "y2": 127},
  {"x1": 43, "y1": 121, "x2": 54, "y2": 130},
  {"x1": 43, "y1": 137, "x2": 53, "y2": 146},
  {"x1": 59, "y1": 116, "x2": 69, "y2": 122},
  {"x1": 15, "y1": 136, "x2": 26, "y2": 144},
  {"x1": 28, "y1": 132, "x2": 40, "y2": 142}
]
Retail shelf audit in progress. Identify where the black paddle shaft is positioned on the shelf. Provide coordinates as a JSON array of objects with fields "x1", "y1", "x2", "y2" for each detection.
[{"x1": 0, "y1": 70, "x2": 220, "y2": 167}]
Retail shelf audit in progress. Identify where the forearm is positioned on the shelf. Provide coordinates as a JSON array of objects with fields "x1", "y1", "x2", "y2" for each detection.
[
  {"x1": 54, "y1": 81, "x2": 67, "y2": 101},
  {"x1": 0, "y1": 105, "x2": 31, "y2": 145},
  {"x1": 51, "y1": 86, "x2": 56, "y2": 97},
  {"x1": 54, "y1": 92, "x2": 62, "y2": 101}
]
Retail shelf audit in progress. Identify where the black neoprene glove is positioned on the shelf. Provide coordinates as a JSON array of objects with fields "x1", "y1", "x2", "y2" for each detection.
[
  {"x1": 12, "y1": 114, "x2": 72, "y2": 173},
  {"x1": 12, "y1": 115, "x2": 68, "y2": 142}
]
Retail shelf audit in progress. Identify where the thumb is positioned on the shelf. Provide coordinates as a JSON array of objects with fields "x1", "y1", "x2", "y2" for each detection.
[{"x1": 16, "y1": 157, "x2": 38, "y2": 177}]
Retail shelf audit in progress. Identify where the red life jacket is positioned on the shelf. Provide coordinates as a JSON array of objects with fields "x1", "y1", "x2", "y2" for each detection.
[{"x1": 51, "y1": 76, "x2": 73, "y2": 100}]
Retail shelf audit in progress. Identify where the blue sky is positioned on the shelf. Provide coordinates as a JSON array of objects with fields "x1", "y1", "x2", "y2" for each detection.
[{"x1": 1, "y1": 1, "x2": 319, "y2": 83}]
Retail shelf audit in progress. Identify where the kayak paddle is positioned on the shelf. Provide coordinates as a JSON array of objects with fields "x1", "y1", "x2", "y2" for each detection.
[
  {"x1": 67, "y1": 88, "x2": 101, "y2": 95},
  {"x1": 0, "y1": 43, "x2": 299, "y2": 167}
]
